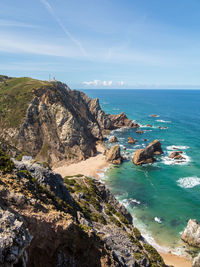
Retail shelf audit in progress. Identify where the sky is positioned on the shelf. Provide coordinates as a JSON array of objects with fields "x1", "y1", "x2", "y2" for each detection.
[{"x1": 1, "y1": 0, "x2": 200, "y2": 89}]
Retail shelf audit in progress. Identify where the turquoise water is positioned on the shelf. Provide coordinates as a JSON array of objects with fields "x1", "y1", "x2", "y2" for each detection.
[{"x1": 82, "y1": 89, "x2": 200, "y2": 252}]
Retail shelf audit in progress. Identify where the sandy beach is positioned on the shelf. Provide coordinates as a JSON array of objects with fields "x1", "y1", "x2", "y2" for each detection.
[
  {"x1": 160, "y1": 252, "x2": 192, "y2": 267},
  {"x1": 54, "y1": 143, "x2": 108, "y2": 179},
  {"x1": 54, "y1": 144, "x2": 192, "y2": 267}
]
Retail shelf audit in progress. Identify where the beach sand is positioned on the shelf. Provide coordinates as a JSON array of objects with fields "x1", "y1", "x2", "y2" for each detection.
[
  {"x1": 54, "y1": 143, "x2": 108, "y2": 179},
  {"x1": 160, "y1": 252, "x2": 192, "y2": 267},
  {"x1": 54, "y1": 144, "x2": 192, "y2": 267}
]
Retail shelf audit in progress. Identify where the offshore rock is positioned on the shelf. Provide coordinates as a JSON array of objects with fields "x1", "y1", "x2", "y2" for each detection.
[
  {"x1": 110, "y1": 136, "x2": 119, "y2": 143},
  {"x1": 128, "y1": 137, "x2": 137, "y2": 144},
  {"x1": 132, "y1": 140, "x2": 162, "y2": 165},
  {"x1": 182, "y1": 219, "x2": 200, "y2": 247},
  {"x1": 107, "y1": 145, "x2": 122, "y2": 164}
]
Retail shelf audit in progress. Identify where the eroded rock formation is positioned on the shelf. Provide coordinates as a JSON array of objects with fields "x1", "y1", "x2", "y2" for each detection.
[
  {"x1": 106, "y1": 145, "x2": 123, "y2": 164},
  {"x1": 181, "y1": 219, "x2": 200, "y2": 247},
  {"x1": 132, "y1": 140, "x2": 163, "y2": 165}
]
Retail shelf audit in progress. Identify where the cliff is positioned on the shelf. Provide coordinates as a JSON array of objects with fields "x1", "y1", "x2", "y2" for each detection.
[
  {"x1": 0, "y1": 151, "x2": 166, "y2": 267},
  {"x1": 0, "y1": 76, "x2": 138, "y2": 167}
]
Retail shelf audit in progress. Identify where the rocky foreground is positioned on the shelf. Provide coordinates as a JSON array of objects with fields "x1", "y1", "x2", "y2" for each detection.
[{"x1": 0, "y1": 151, "x2": 166, "y2": 267}]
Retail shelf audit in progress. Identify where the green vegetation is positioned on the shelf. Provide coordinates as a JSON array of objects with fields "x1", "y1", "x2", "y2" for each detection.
[
  {"x1": 132, "y1": 227, "x2": 141, "y2": 239},
  {"x1": 0, "y1": 77, "x2": 50, "y2": 128},
  {"x1": 0, "y1": 150, "x2": 14, "y2": 173},
  {"x1": 109, "y1": 215, "x2": 122, "y2": 228},
  {"x1": 115, "y1": 211, "x2": 129, "y2": 226},
  {"x1": 143, "y1": 243, "x2": 165, "y2": 266},
  {"x1": 127, "y1": 233, "x2": 142, "y2": 249},
  {"x1": 15, "y1": 152, "x2": 26, "y2": 161}
]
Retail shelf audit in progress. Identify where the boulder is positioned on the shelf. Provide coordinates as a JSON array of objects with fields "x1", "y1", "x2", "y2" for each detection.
[
  {"x1": 110, "y1": 136, "x2": 119, "y2": 143},
  {"x1": 132, "y1": 140, "x2": 163, "y2": 165},
  {"x1": 181, "y1": 219, "x2": 200, "y2": 247},
  {"x1": 107, "y1": 145, "x2": 122, "y2": 164},
  {"x1": 193, "y1": 253, "x2": 200, "y2": 267},
  {"x1": 150, "y1": 114, "x2": 158, "y2": 117},
  {"x1": 128, "y1": 137, "x2": 137, "y2": 144},
  {"x1": 146, "y1": 124, "x2": 152, "y2": 127},
  {"x1": 136, "y1": 130, "x2": 144, "y2": 134},
  {"x1": 169, "y1": 151, "x2": 184, "y2": 160}
]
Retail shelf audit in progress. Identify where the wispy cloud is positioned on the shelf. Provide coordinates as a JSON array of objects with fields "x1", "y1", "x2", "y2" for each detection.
[
  {"x1": 0, "y1": 19, "x2": 36, "y2": 28},
  {"x1": 39, "y1": 0, "x2": 86, "y2": 56}
]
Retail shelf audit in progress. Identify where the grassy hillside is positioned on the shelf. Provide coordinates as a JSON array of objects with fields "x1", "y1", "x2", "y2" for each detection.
[{"x1": 0, "y1": 76, "x2": 50, "y2": 128}]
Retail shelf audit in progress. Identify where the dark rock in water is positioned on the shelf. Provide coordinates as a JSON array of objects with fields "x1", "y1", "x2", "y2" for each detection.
[
  {"x1": 128, "y1": 137, "x2": 137, "y2": 144},
  {"x1": 158, "y1": 126, "x2": 168, "y2": 129},
  {"x1": 107, "y1": 145, "x2": 123, "y2": 164},
  {"x1": 110, "y1": 136, "x2": 119, "y2": 143},
  {"x1": 182, "y1": 219, "x2": 200, "y2": 247},
  {"x1": 143, "y1": 139, "x2": 148, "y2": 141},
  {"x1": 146, "y1": 124, "x2": 152, "y2": 127},
  {"x1": 136, "y1": 130, "x2": 144, "y2": 134},
  {"x1": 169, "y1": 151, "x2": 184, "y2": 160},
  {"x1": 132, "y1": 140, "x2": 163, "y2": 165},
  {"x1": 170, "y1": 219, "x2": 181, "y2": 227}
]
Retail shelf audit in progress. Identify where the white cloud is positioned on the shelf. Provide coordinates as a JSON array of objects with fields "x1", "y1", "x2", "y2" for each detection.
[{"x1": 82, "y1": 80, "x2": 125, "y2": 87}]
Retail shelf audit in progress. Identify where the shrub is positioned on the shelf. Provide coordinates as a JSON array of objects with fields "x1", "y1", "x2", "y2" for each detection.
[
  {"x1": 133, "y1": 227, "x2": 141, "y2": 239},
  {"x1": 0, "y1": 150, "x2": 14, "y2": 173}
]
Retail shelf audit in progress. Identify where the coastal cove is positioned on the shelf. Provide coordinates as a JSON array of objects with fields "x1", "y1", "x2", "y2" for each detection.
[{"x1": 80, "y1": 89, "x2": 200, "y2": 264}]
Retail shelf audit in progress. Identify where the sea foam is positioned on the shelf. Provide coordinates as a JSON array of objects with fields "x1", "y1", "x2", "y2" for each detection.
[
  {"x1": 156, "y1": 119, "x2": 171, "y2": 123},
  {"x1": 177, "y1": 176, "x2": 200, "y2": 188}
]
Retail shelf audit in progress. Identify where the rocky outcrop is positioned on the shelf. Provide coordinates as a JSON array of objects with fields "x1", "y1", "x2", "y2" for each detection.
[
  {"x1": 0, "y1": 77, "x2": 138, "y2": 167},
  {"x1": 132, "y1": 140, "x2": 163, "y2": 165},
  {"x1": 193, "y1": 253, "x2": 200, "y2": 267},
  {"x1": 0, "y1": 208, "x2": 32, "y2": 267},
  {"x1": 169, "y1": 151, "x2": 184, "y2": 160},
  {"x1": 150, "y1": 114, "x2": 158, "y2": 117},
  {"x1": 181, "y1": 219, "x2": 200, "y2": 247},
  {"x1": 0, "y1": 151, "x2": 166, "y2": 267},
  {"x1": 136, "y1": 130, "x2": 144, "y2": 134},
  {"x1": 128, "y1": 137, "x2": 137, "y2": 144},
  {"x1": 109, "y1": 136, "x2": 118, "y2": 143},
  {"x1": 106, "y1": 145, "x2": 123, "y2": 164}
]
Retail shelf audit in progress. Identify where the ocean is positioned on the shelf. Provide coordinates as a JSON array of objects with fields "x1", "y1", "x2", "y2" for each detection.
[{"x1": 82, "y1": 89, "x2": 200, "y2": 254}]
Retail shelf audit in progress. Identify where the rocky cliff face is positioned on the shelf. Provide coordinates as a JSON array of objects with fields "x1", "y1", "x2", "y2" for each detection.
[
  {"x1": 0, "y1": 152, "x2": 166, "y2": 267},
  {"x1": 0, "y1": 76, "x2": 138, "y2": 167},
  {"x1": 182, "y1": 219, "x2": 200, "y2": 247}
]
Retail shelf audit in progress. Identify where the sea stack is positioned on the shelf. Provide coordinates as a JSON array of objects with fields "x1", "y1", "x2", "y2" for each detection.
[
  {"x1": 132, "y1": 140, "x2": 163, "y2": 165},
  {"x1": 107, "y1": 145, "x2": 123, "y2": 164}
]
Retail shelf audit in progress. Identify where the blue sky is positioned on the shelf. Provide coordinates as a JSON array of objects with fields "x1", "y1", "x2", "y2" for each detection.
[{"x1": 1, "y1": 0, "x2": 200, "y2": 89}]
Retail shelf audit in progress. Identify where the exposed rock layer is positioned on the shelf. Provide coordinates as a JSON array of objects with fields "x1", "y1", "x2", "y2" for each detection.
[
  {"x1": 181, "y1": 219, "x2": 200, "y2": 247},
  {"x1": 133, "y1": 140, "x2": 163, "y2": 165}
]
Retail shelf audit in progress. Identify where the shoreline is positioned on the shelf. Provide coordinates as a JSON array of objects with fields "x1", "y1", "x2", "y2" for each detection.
[
  {"x1": 53, "y1": 144, "x2": 192, "y2": 267},
  {"x1": 54, "y1": 143, "x2": 109, "y2": 179}
]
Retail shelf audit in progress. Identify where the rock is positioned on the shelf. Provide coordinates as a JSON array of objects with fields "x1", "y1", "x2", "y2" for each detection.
[
  {"x1": 128, "y1": 137, "x2": 137, "y2": 144},
  {"x1": 158, "y1": 126, "x2": 168, "y2": 129},
  {"x1": 108, "y1": 112, "x2": 140, "y2": 129},
  {"x1": 193, "y1": 253, "x2": 200, "y2": 267},
  {"x1": 0, "y1": 208, "x2": 32, "y2": 266},
  {"x1": 132, "y1": 140, "x2": 163, "y2": 165},
  {"x1": 169, "y1": 151, "x2": 184, "y2": 159},
  {"x1": 132, "y1": 149, "x2": 155, "y2": 165},
  {"x1": 107, "y1": 145, "x2": 122, "y2": 164},
  {"x1": 136, "y1": 130, "x2": 144, "y2": 134},
  {"x1": 181, "y1": 219, "x2": 200, "y2": 247},
  {"x1": 143, "y1": 139, "x2": 148, "y2": 141},
  {"x1": 150, "y1": 114, "x2": 158, "y2": 117},
  {"x1": 13, "y1": 159, "x2": 73, "y2": 204},
  {"x1": 110, "y1": 136, "x2": 119, "y2": 143},
  {"x1": 146, "y1": 124, "x2": 152, "y2": 127}
]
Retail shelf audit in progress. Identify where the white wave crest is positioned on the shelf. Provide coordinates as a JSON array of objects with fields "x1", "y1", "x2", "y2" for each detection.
[
  {"x1": 177, "y1": 176, "x2": 200, "y2": 188},
  {"x1": 167, "y1": 145, "x2": 189, "y2": 151},
  {"x1": 162, "y1": 153, "x2": 190, "y2": 166},
  {"x1": 156, "y1": 119, "x2": 171, "y2": 123},
  {"x1": 154, "y1": 217, "x2": 162, "y2": 224}
]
